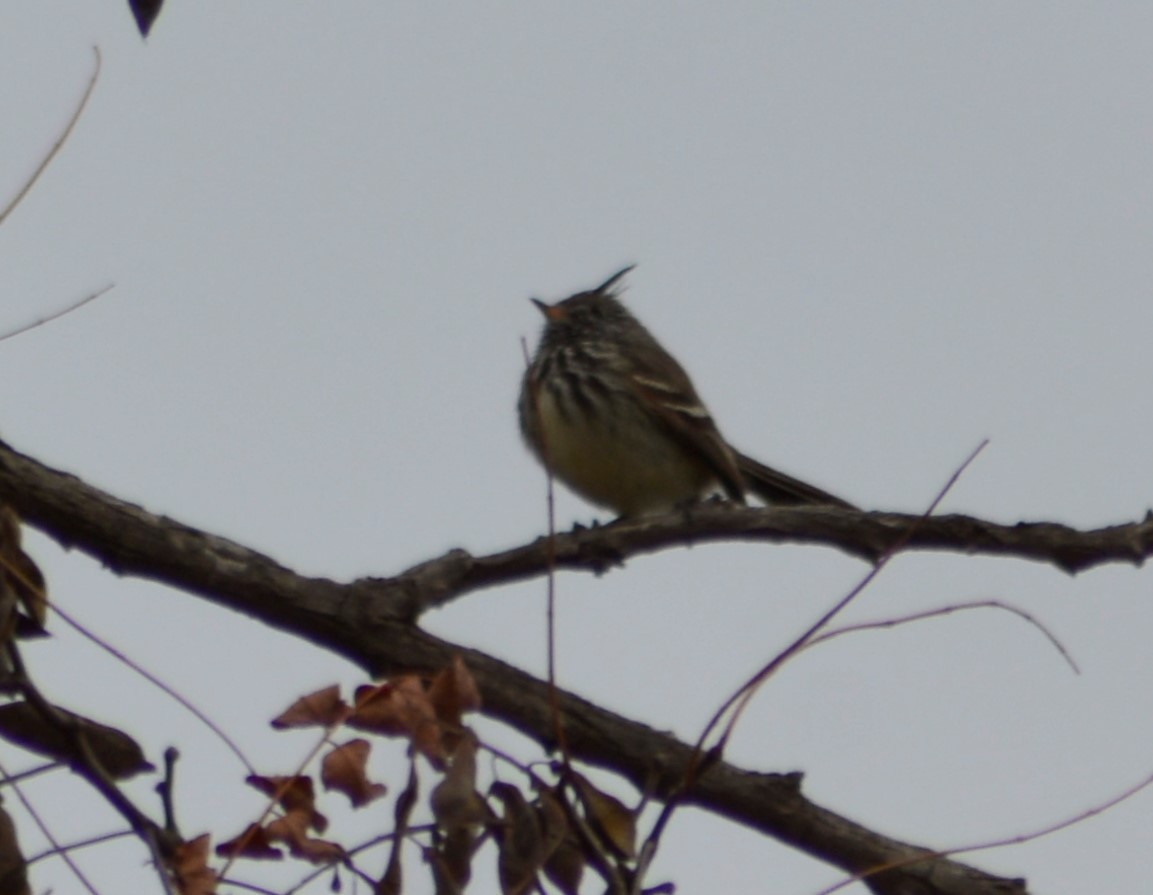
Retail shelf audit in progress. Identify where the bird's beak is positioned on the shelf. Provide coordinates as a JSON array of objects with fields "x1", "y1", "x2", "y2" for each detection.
[{"x1": 530, "y1": 298, "x2": 566, "y2": 321}]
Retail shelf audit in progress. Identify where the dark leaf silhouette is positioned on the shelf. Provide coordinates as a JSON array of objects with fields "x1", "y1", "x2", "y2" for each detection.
[
  {"x1": 128, "y1": 0, "x2": 165, "y2": 37},
  {"x1": 0, "y1": 804, "x2": 28, "y2": 895},
  {"x1": 0, "y1": 701, "x2": 152, "y2": 780}
]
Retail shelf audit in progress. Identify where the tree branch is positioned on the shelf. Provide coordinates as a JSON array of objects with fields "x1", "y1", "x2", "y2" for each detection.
[{"x1": 0, "y1": 437, "x2": 1118, "y2": 893}]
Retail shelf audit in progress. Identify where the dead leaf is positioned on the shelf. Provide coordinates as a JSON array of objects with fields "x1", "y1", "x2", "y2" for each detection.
[
  {"x1": 245, "y1": 775, "x2": 327, "y2": 833},
  {"x1": 214, "y1": 823, "x2": 283, "y2": 861},
  {"x1": 536, "y1": 784, "x2": 568, "y2": 860},
  {"x1": 491, "y1": 782, "x2": 544, "y2": 895},
  {"x1": 570, "y1": 772, "x2": 637, "y2": 860},
  {"x1": 543, "y1": 833, "x2": 584, "y2": 895},
  {"x1": 0, "y1": 701, "x2": 153, "y2": 780},
  {"x1": 428, "y1": 655, "x2": 482, "y2": 726},
  {"x1": 0, "y1": 506, "x2": 47, "y2": 636},
  {"x1": 348, "y1": 677, "x2": 444, "y2": 765},
  {"x1": 378, "y1": 762, "x2": 419, "y2": 895},
  {"x1": 430, "y1": 733, "x2": 488, "y2": 833},
  {"x1": 439, "y1": 827, "x2": 474, "y2": 893},
  {"x1": 533, "y1": 784, "x2": 584, "y2": 895},
  {"x1": 2, "y1": 555, "x2": 44, "y2": 636},
  {"x1": 171, "y1": 834, "x2": 218, "y2": 895},
  {"x1": 265, "y1": 810, "x2": 345, "y2": 865},
  {"x1": 129, "y1": 0, "x2": 166, "y2": 37},
  {"x1": 426, "y1": 845, "x2": 466, "y2": 895},
  {"x1": 271, "y1": 685, "x2": 348, "y2": 729},
  {"x1": 427, "y1": 657, "x2": 481, "y2": 755},
  {"x1": 0, "y1": 802, "x2": 28, "y2": 895},
  {"x1": 321, "y1": 739, "x2": 387, "y2": 807},
  {"x1": 430, "y1": 733, "x2": 488, "y2": 891}
]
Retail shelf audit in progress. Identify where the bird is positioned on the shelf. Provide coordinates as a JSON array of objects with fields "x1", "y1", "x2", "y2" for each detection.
[{"x1": 518, "y1": 266, "x2": 853, "y2": 516}]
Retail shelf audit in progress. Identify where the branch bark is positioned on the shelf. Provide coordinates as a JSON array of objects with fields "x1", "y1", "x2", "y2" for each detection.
[{"x1": 2, "y1": 437, "x2": 1132, "y2": 893}]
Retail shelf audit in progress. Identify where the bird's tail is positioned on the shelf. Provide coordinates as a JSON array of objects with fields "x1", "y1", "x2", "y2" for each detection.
[{"x1": 733, "y1": 449, "x2": 855, "y2": 509}]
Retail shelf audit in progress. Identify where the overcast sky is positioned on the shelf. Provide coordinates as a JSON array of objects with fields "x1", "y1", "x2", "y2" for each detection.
[{"x1": 2, "y1": 3, "x2": 1152, "y2": 893}]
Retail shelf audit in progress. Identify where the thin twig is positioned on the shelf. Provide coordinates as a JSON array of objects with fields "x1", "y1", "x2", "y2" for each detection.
[
  {"x1": 805, "y1": 598, "x2": 1079, "y2": 675},
  {"x1": 0, "y1": 284, "x2": 114, "y2": 344},
  {"x1": 519, "y1": 336, "x2": 628, "y2": 893},
  {"x1": 0, "y1": 763, "x2": 56, "y2": 786},
  {"x1": 519, "y1": 336, "x2": 570, "y2": 758},
  {"x1": 5, "y1": 641, "x2": 178, "y2": 893},
  {"x1": 158, "y1": 746, "x2": 181, "y2": 838},
  {"x1": 714, "y1": 440, "x2": 989, "y2": 752},
  {"x1": 632, "y1": 442, "x2": 989, "y2": 890},
  {"x1": 51, "y1": 602, "x2": 256, "y2": 774},
  {"x1": 214, "y1": 718, "x2": 344, "y2": 884},
  {"x1": 1, "y1": 47, "x2": 102, "y2": 228},
  {"x1": 0, "y1": 757, "x2": 102, "y2": 895},
  {"x1": 815, "y1": 762, "x2": 1153, "y2": 894},
  {"x1": 26, "y1": 829, "x2": 135, "y2": 866}
]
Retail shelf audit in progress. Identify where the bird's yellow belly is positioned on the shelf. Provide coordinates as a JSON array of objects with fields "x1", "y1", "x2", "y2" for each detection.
[{"x1": 533, "y1": 389, "x2": 712, "y2": 516}]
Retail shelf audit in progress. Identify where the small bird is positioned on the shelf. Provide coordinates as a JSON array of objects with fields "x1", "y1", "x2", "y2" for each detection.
[{"x1": 518, "y1": 267, "x2": 853, "y2": 516}]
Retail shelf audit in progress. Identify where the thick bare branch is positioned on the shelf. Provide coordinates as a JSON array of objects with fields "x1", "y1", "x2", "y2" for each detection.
[
  {"x1": 0, "y1": 437, "x2": 1088, "y2": 893},
  {"x1": 400, "y1": 502, "x2": 1152, "y2": 614}
]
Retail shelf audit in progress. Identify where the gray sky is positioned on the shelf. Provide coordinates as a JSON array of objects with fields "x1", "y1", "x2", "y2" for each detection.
[{"x1": 2, "y1": 3, "x2": 1152, "y2": 893}]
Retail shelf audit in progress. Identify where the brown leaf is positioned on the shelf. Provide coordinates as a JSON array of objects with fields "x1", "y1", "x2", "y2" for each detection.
[
  {"x1": 3, "y1": 555, "x2": 45, "y2": 635},
  {"x1": 427, "y1": 656, "x2": 481, "y2": 755},
  {"x1": 394, "y1": 759, "x2": 421, "y2": 826},
  {"x1": 293, "y1": 836, "x2": 345, "y2": 864},
  {"x1": 438, "y1": 828, "x2": 474, "y2": 893},
  {"x1": 570, "y1": 772, "x2": 637, "y2": 860},
  {"x1": 491, "y1": 782, "x2": 544, "y2": 895},
  {"x1": 245, "y1": 775, "x2": 327, "y2": 832},
  {"x1": 214, "y1": 823, "x2": 283, "y2": 861},
  {"x1": 0, "y1": 511, "x2": 21, "y2": 560},
  {"x1": 378, "y1": 762, "x2": 419, "y2": 895},
  {"x1": 532, "y1": 784, "x2": 585, "y2": 895},
  {"x1": 348, "y1": 680, "x2": 411, "y2": 735},
  {"x1": 377, "y1": 853, "x2": 402, "y2": 895},
  {"x1": 0, "y1": 701, "x2": 153, "y2": 780},
  {"x1": 536, "y1": 785, "x2": 568, "y2": 861},
  {"x1": 430, "y1": 733, "x2": 488, "y2": 892},
  {"x1": 171, "y1": 834, "x2": 219, "y2": 895},
  {"x1": 0, "y1": 506, "x2": 47, "y2": 636},
  {"x1": 427, "y1": 845, "x2": 466, "y2": 895},
  {"x1": 271, "y1": 685, "x2": 348, "y2": 729},
  {"x1": 348, "y1": 677, "x2": 444, "y2": 764},
  {"x1": 430, "y1": 733, "x2": 488, "y2": 834},
  {"x1": 265, "y1": 810, "x2": 345, "y2": 865},
  {"x1": 0, "y1": 803, "x2": 28, "y2": 895},
  {"x1": 428, "y1": 655, "x2": 482, "y2": 727},
  {"x1": 321, "y1": 739, "x2": 387, "y2": 807},
  {"x1": 542, "y1": 832, "x2": 585, "y2": 895}
]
